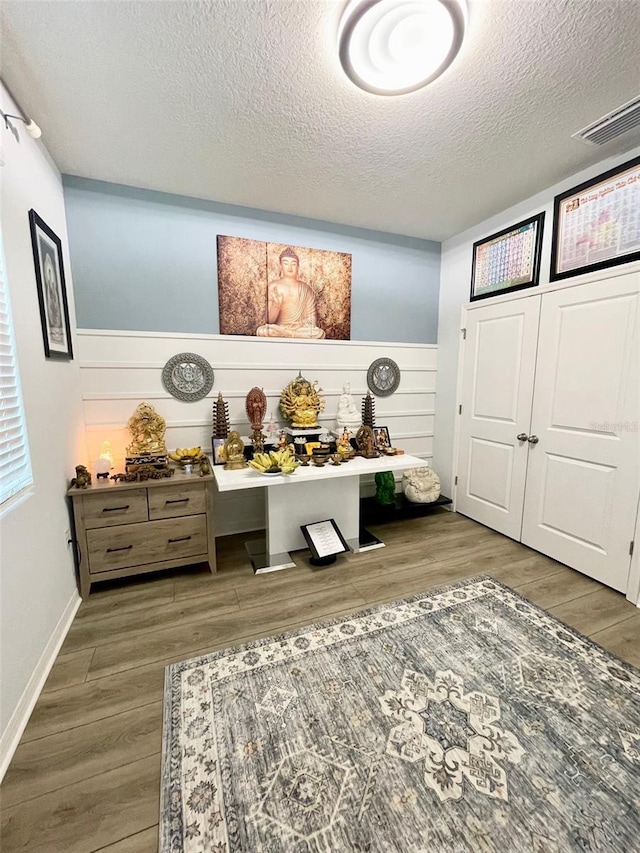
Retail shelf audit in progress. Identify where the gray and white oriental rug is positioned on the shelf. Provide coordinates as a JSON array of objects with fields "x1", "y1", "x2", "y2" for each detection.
[{"x1": 161, "y1": 577, "x2": 640, "y2": 852}]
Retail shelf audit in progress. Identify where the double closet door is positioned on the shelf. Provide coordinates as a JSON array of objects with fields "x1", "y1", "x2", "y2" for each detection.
[{"x1": 456, "y1": 271, "x2": 640, "y2": 593}]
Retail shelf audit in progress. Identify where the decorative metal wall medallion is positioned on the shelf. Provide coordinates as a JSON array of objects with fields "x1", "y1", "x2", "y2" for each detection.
[
  {"x1": 162, "y1": 353, "x2": 214, "y2": 402},
  {"x1": 367, "y1": 357, "x2": 400, "y2": 397}
]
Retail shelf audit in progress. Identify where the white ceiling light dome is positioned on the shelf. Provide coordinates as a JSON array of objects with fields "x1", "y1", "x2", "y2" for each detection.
[{"x1": 339, "y1": 0, "x2": 467, "y2": 96}]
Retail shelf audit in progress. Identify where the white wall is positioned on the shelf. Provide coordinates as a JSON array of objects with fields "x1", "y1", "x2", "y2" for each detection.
[
  {"x1": 76, "y1": 330, "x2": 437, "y2": 534},
  {"x1": 433, "y1": 145, "x2": 640, "y2": 498},
  {"x1": 0, "y1": 84, "x2": 85, "y2": 775}
]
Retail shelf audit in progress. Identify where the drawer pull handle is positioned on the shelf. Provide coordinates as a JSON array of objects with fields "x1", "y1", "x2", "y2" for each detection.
[
  {"x1": 103, "y1": 505, "x2": 130, "y2": 512},
  {"x1": 165, "y1": 498, "x2": 189, "y2": 504},
  {"x1": 168, "y1": 535, "x2": 192, "y2": 543},
  {"x1": 106, "y1": 545, "x2": 133, "y2": 553}
]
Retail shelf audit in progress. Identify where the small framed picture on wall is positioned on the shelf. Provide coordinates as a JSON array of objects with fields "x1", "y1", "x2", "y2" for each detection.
[
  {"x1": 470, "y1": 213, "x2": 545, "y2": 302},
  {"x1": 28, "y1": 210, "x2": 73, "y2": 360}
]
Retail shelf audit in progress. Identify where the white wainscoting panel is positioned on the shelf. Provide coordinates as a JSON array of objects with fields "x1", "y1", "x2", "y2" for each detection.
[{"x1": 76, "y1": 331, "x2": 437, "y2": 536}]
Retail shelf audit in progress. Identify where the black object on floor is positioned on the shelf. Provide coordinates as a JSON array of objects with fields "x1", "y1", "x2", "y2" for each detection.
[
  {"x1": 361, "y1": 493, "x2": 452, "y2": 526},
  {"x1": 309, "y1": 554, "x2": 338, "y2": 567},
  {"x1": 357, "y1": 527, "x2": 385, "y2": 552}
]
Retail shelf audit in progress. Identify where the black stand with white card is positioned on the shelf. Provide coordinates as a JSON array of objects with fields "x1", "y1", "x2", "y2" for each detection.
[{"x1": 301, "y1": 519, "x2": 350, "y2": 567}]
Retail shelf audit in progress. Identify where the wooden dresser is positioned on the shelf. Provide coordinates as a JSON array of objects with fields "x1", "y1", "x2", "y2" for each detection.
[{"x1": 67, "y1": 473, "x2": 216, "y2": 599}]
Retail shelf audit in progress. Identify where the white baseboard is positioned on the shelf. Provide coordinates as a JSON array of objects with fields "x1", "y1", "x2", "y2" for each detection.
[{"x1": 0, "y1": 590, "x2": 81, "y2": 781}]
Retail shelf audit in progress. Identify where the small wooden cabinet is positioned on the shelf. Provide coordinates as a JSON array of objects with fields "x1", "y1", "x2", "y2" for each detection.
[{"x1": 68, "y1": 473, "x2": 216, "y2": 599}]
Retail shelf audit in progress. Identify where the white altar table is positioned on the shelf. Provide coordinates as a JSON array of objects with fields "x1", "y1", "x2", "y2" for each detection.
[{"x1": 213, "y1": 454, "x2": 426, "y2": 571}]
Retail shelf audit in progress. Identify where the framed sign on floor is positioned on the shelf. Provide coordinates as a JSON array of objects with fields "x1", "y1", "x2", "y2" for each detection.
[{"x1": 301, "y1": 518, "x2": 349, "y2": 566}]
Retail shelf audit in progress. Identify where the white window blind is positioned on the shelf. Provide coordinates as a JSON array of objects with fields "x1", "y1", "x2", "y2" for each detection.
[{"x1": 0, "y1": 231, "x2": 33, "y2": 505}]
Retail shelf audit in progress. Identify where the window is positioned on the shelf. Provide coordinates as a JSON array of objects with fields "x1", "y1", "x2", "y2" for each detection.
[{"x1": 0, "y1": 231, "x2": 33, "y2": 505}]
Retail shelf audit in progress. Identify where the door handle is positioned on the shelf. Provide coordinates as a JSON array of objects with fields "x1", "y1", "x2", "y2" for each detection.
[
  {"x1": 516, "y1": 433, "x2": 529, "y2": 442},
  {"x1": 527, "y1": 435, "x2": 539, "y2": 444}
]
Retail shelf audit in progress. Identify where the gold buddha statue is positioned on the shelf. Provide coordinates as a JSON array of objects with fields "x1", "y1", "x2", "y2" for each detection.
[
  {"x1": 280, "y1": 373, "x2": 325, "y2": 429},
  {"x1": 222, "y1": 431, "x2": 247, "y2": 470},
  {"x1": 126, "y1": 402, "x2": 167, "y2": 456}
]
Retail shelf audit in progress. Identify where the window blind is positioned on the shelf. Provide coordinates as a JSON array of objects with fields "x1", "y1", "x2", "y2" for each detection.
[{"x1": 0, "y1": 231, "x2": 33, "y2": 505}]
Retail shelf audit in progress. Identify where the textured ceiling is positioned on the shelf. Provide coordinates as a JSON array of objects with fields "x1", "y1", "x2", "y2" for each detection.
[{"x1": 1, "y1": 0, "x2": 639, "y2": 241}]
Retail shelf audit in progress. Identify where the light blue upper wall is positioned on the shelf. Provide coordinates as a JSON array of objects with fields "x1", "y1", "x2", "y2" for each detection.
[{"x1": 63, "y1": 177, "x2": 440, "y2": 343}]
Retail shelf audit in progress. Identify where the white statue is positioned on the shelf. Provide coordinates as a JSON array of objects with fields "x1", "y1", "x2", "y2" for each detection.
[
  {"x1": 336, "y1": 381, "x2": 361, "y2": 429},
  {"x1": 402, "y1": 467, "x2": 441, "y2": 504}
]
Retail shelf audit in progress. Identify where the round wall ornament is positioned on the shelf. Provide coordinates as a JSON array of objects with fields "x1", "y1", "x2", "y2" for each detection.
[
  {"x1": 162, "y1": 353, "x2": 214, "y2": 402},
  {"x1": 367, "y1": 357, "x2": 401, "y2": 397}
]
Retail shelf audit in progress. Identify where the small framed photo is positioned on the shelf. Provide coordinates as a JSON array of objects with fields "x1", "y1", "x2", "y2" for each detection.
[
  {"x1": 373, "y1": 426, "x2": 391, "y2": 450},
  {"x1": 212, "y1": 438, "x2": 226, "y2": 465},
  {"x1": 301, "y1": 518, "x2": 350, "y2": 561},
  {"x1": 470, "y1": 213, "x2": 545, "y2": 302},
  {"x1": 550, "y1": 155, "x2": 640, "y2": 281},
  {"x1": 28, "y1": 210, "x2": 73, "y2": 360}
]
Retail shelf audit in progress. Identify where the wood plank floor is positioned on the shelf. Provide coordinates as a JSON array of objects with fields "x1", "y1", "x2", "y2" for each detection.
[{"x1": 2, "y1": 510, "x2": 638, "y2": 852}]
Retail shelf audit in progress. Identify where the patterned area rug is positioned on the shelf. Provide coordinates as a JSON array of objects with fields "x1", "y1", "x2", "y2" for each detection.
[{"x1": 161, "y1": 576, "x2": 640, "y2": 852}]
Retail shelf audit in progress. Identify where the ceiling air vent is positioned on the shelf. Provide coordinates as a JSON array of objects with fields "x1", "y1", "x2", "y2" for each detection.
[{"x1": 573, "y1": 96, "x2": 640, "y2": 146}]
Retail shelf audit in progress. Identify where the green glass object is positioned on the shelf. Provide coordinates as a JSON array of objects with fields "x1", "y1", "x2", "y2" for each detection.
[{"x1": 375, "y1": 471, "x2": 396, "y2": 505}]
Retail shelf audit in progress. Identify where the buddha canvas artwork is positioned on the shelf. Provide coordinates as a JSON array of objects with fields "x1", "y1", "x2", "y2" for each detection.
[{"x1": 217, "y1": 236, "x2": 352, "y2": 340}]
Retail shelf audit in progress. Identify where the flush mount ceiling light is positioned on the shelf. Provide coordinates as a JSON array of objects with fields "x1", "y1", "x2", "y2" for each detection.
[{"x1": 339, "y1": 0, "x2": 466, "y2": 96}]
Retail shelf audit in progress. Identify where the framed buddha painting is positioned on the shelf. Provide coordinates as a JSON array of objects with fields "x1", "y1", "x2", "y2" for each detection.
[{"x1": 217, "y1": 236, "x2": 352, "y2": 340}]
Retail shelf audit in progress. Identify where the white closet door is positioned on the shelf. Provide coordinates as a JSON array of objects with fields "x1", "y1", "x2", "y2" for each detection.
[
  {"x1": 456, "y1": 297, "x2": 540, "y2": 539},
  {"x1": 522, "y1": 273, "x2": 640, "y2": 591}
]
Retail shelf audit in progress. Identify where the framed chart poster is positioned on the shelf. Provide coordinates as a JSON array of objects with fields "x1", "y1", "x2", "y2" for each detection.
[
  {"x1": 551, "y1": 155, "x2": 640, "y2": 281},
  {"x1": 470, "y1": 213, "x2": 545, "y2": 302}
]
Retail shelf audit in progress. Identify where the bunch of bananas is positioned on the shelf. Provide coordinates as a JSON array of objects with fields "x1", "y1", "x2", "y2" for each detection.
[
  {"x1": 249, "y1": 448, "x2": 300, "y2": 475},
  {"x1": 168, "y1": 447, "x2": 202, "y2": 463}
]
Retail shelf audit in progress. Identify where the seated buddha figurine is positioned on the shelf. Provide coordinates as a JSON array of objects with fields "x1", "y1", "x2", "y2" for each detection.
[
  {"x1": 222, "y1": 431, "x2": 247, "y2": 470},
  {"x1": 336, "y1": 381, "x2": 361, "y2": 429},
  {"x1": 292, "y1": 386, "x2": 317, "y2": 427},
  {"x1": 280, "y1": 373, "x2": 325, "y2": 429}
]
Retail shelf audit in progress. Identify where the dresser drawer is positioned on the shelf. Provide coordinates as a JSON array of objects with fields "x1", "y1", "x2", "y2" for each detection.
[
  {"x1": 148, "y1": 481, "x2": 206, "y2": 520},
  {"x1": 82, "y1": 489, "x2": 148, "y2": 529},
  {"x1": 87, "y1": 514, "x2": 208, "y2": 574}
]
